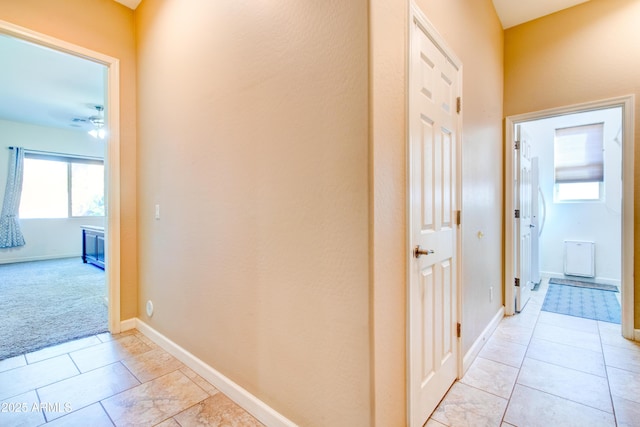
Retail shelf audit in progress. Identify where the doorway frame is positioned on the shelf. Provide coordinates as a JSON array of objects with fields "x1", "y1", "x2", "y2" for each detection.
[
  {"x1": 0, "y1": 19, "x2": 122, "y2": 333},
  {"x1": 504, "y1": 95, "x2": 634, "y2": 339}
]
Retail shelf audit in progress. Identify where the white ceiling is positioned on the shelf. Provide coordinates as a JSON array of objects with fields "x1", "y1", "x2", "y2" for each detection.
[
  {"x1": 0, "y1": 1, "x2": 592, "y2": 132},
  {"x1": 0, "y1": 34, "x2": 105, "y2": 132},
  {"x1": 493, "y1": 0, "x2": 591, "y2": 29}
]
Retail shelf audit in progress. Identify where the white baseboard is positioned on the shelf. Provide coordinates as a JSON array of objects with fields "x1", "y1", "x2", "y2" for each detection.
[
  {"x1": 0, "y1": 253, "x2": 81, "y2": 264},
  {"x1": 635, "y1": 329, "x2": 640, "y2": 342},
  {"x1": 462, "y1": 306, "x2": 504, "y2": 374},
  {"x1": 120, "y1": 318, "x2": 136, "y2": 332},
  {"x1": 133, "y1": 319, "x2": 297, "y2": 427}
]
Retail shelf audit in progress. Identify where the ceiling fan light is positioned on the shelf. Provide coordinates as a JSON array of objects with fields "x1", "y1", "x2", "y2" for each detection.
[{"x1": 87, "y1": 105, "x2": 106, "y2": 139}]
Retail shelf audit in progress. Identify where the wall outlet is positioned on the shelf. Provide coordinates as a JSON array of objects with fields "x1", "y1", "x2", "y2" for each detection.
[
  {"x1": 155, "y1": 204, "x2": 160, "y2": 220},
  {"x1": 490, "y1": 286, "x2": 494, "y2": 302}
]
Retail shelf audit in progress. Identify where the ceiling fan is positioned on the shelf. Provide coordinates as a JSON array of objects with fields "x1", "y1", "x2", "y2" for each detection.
[{"x1": 71, "y1": 105, "x2": 105, "y2": 139}]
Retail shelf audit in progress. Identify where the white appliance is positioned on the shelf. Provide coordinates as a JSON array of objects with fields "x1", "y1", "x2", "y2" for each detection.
[{"x1": 564, "y1": 240, "x2": 595, "y2": 277}]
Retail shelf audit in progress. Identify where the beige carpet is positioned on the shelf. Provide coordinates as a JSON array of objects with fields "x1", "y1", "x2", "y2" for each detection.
[{"x1": 0, "y1": 257, "x2": 107, "y2": 360}]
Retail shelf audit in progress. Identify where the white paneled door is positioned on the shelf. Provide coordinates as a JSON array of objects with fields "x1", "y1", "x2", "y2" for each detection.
[
  {"x1": 408, "y1": 8, "x2": 460, "y2": 427},
  {"x1": 515, "y1": 126, "x2": 533, "y2": 312}
]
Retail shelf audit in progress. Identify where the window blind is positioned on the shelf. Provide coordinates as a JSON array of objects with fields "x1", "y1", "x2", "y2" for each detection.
[{"x1": 554, "y1": 123, "x2": 604, "y2": 184}]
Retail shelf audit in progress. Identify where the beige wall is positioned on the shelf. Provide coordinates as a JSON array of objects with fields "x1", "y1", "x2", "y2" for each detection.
[
  {"x1": 0, "y1": 0, "x2": 138, "y2": 320},
  {"x1": 1, "y1": 0, "x2": 508, "y2": 424},
  {"x1": 504, "y1": 0, "x2": 640, "y2": 327},
  {"x1": 135, "y1": 1, "x2": 370, "y2": 425},
  {"x1": 370, "y1": 0, "x2": 504, "y2": 424},
  {"x1": 370, "y1": 0, "x2": 408, "y2": 424}
]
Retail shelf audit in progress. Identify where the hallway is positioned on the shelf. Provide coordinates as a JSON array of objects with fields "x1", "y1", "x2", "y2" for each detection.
[{"x1": 428, "y1": 279, "x2": 639, "y2": 427}]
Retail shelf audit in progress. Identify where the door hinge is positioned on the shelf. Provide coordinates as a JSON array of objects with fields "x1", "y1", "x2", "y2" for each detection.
[
  {"x1": 456, "y1": 97, "x2": 461, "y2": 114},
  {"x1": 455, "y1": 210, "x2": 461, "y2": 225},
  {"x1": 456, "y1": 322, "x2": 461, "y2": 338},
  {"x1": 515, "y1": 277, "x2": 520, "y2": 287},
  {"x1": 515, "y1": 140, "x2": 520, "y2": 150},
  {"x1": 514, "y1": 209, "x2": 520, "y2": 219}
]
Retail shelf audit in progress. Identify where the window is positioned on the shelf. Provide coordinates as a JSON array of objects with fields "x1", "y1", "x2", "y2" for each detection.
[
  {"x1": 71, "y1": 162, "x2": 105, "y2": 216},
  {"x1": 19, "y1": 153, "x2": 104, "y2": 219},
  {"x1": 554, "y1": 123, "x2": 604, "y2": 202}
]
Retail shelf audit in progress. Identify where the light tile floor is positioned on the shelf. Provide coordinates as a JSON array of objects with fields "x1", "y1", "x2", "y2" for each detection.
[
  {"x1": 2, "y1": 278, "x2": 638, "y2": 427},
  {"x1": 0, "y1": 329, "x2": 264, "y2": 426},
  {"x1": 429, "y1": 278, "x2": 640, "y2": 427}
]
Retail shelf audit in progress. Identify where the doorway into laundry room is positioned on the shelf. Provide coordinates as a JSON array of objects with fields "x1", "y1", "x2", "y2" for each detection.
[{"x1": 505, "y1": 96, "x2": 634, "y2": 339}]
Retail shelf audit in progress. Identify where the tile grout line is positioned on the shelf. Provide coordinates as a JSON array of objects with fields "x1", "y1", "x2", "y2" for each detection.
[
  {"x1": 472, "y1": 354, "x2": 522, "y2": 371},
  {"x1": 598, "y1": 319, "x2": 619, "y2": 426},
  {"x1": 501, "y1": 278, "x2": 545, "y2": 426},
  {"x1": 95, "y1": 362, "x2": 190, "y2": 427},
  {"x1": 523, "y1": 351, "x2": 607, "y2": 378},
  {"x1": 98, "y1": 400, "x2": 117, "y2": 427},
  {"x1": 3, "y1": 331, "x2": 249, "y2": 426},
  {"x1": 118, "y1": 357, "x2": 145, "y2": 385},
  {"x1": 454, "y1": 379, "x2": 510, "y2": 403},
  {"x1": 23, "y1": 334, "x2": 108, "y2": 367},
  {"x1": 36, "y1": 361, "x2": 135, "y2": 423},
  {"x1": 99, "y1": 367, "x2": 212, "y2": 425},
  {"x1": 518, "y1": 280, "x2": 619, "y2": 417},
  {"x1": 67, "y1": 347, "x2": 83, "y2": 374},
  {"x1": 33, "y1": 385, "x2": 46, "y2": 424},
  {"x1": 36, "y1": 334, "x2": 144, "y2": 424},
  {"x1": 0, "y1": 354, "x2": 83, "y2": 402},
  {"x1": 515, "y1": 383, "x2": 616, "y2": 416},
  {"x1": 0, "y1": 355, "x2": 27, "y2": 374},
  {"x1": 170, "y1": 365, "x2": 220, "y2": 417},
  {"x1": 433, "y1": 276, "x2": 628, "y2": 427}
]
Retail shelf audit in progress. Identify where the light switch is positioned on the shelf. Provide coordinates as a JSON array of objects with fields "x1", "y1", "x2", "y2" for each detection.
[{"x1": 155, "y1": 204, "x2": 160, "y2": 220}]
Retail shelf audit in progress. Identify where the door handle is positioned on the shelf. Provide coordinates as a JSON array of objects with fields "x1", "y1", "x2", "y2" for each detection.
[
  {"x1": 529, "y1": 224, "x2": 536, "y2": 228},
  {"x1": 414, "y1": 245, "x2": 434, "y2": 258}
]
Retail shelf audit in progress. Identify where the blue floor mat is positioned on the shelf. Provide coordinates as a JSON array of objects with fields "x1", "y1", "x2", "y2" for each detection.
[{"x1": 542, "y1": 283, "x2": 621, "y2": 324}]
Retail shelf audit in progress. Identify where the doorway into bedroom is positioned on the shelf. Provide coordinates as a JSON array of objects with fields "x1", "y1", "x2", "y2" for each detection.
[
  {"x1": 0, "y1": 33, "x2": 109, "y2": 360},
  {"x1": 506, "y1": 97, "x2": 634, "y2": 339}
]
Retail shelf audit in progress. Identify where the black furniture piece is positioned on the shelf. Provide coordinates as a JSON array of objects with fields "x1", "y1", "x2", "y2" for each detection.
[{"x1": 81, "y1": 225, "x2": 105, "y2": 270}]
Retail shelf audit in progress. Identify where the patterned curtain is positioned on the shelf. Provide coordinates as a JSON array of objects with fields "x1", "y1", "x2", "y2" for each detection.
[{"x1": 0, "y1": 147, "x2": 26, "y2": 248}]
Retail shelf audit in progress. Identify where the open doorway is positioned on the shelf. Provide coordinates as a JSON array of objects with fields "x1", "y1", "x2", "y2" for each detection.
[
  {"x1": 505, "y1": 96, "x2": 635, "y2": 339},
  {"x1": 0, "y1": 21, "x2": 122, "y2": 359},
  {"x1": 520, "y1": 107, "x2": 622, "y2": 318}
]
